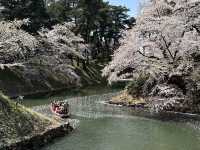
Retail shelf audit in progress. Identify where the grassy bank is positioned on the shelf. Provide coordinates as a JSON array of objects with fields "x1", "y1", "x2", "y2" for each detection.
[
  {"x1": 0, "y1": 92, "x2": 59, "y2": 148},
  {"x1": 110, "y1": 90, "x2": 146, "y2": 107}
]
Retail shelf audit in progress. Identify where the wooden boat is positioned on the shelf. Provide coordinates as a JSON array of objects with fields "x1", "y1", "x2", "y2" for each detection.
[{"x1": 51, "y1": 102, "x2": 70, "y2": 118}]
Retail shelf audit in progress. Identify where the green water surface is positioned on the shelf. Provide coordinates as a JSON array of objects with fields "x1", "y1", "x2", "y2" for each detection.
[
  {"x1": 24, "y1": 87, "x2": 200, "y2": 150},
  {"x1": 42, "y1": 117, "x2": 200, "y2": 150}
]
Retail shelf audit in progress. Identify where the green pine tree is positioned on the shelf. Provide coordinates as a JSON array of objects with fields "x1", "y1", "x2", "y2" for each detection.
[{"x1": 0, "y1": 0, "x2": 49, "y2": 32}]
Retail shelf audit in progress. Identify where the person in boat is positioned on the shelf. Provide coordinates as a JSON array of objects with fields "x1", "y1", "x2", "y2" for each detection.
[
  {"x1": 63, "y1": 102, "x2": 69, "y2": 114},
  {"x1": 51, "y1": 101, "x2": 69, "y2": 114},
  {"x1": 59, "y1": 102, "x2": 69, "y2": 114}
]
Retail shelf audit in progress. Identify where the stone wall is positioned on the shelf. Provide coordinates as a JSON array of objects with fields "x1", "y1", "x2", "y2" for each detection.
[{"x1": 1, "y1": 122, "x2": 73, "y2": 150}]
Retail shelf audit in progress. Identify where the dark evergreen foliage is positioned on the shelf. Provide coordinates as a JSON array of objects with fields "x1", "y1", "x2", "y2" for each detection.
[
  {"x1": 46, "y1": 0, "x2": 134, "y2": 59},
  {"x1": 0, "y1": 0, "x2": 50, "y2": 32}
]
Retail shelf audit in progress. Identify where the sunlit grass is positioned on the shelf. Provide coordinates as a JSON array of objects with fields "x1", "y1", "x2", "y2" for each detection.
[
  {"x1": 0, "y1": 92, "x2": 57, "y2": 144},
  {"x1": 111, "y1": 90, "x2": 146, "y2": 105}
]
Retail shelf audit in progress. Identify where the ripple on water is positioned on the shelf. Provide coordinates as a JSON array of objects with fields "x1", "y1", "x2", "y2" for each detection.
[{"x1": 31, "y1": 92, "x2": 200, "y2": 150}]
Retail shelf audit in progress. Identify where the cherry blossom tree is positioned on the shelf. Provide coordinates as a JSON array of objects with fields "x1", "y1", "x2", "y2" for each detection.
[
  {"x1": 0, "y1": 19, "x2": 39, "y2": 63},
  {"x1": 103, "y1": 0, "x2": 200, "y2": 112},
  {"x1": 0, "y1": 20, "x2": 89, "y2": 64},
  {"x1": 103, "y1": 0, "x2": 200, "y2": 83}
]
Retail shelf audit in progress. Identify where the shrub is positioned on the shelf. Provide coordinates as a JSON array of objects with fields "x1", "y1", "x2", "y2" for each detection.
[{"x1": 126, "y1": 74, "x2": 149, "y2": 97}]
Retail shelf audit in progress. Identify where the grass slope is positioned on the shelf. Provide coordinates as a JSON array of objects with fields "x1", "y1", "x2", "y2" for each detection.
[{"x1": 0, "y1": 93, "x2": 55, "y2": 146}]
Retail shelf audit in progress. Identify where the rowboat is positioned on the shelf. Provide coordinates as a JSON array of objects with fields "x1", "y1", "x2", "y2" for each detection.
[{"x1": 50, "y1": 102, "x2": 70, "y2": 118}]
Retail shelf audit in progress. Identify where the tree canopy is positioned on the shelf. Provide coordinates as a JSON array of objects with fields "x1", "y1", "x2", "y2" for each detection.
[
  {"x1": 103, "y1": 0, "x2": 200, "y2": 113},
  {"x1": 46, "y1": 0, "x2": 132, "y2": 59},
  {"x1": 0, "y1": 0, "x2": 133, "y2": 59},
  {"x1": 0, "y1": 0, "x2": 49, "y2": 32}
]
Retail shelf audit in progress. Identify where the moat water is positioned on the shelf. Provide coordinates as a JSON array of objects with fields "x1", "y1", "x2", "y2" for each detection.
[{"x1": 24, "y1": 87, "x2": 200, "y2": 150}]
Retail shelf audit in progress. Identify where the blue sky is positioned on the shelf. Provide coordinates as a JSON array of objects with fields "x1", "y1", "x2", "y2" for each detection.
[{"x1": 106, "y1": 0, "x2": 140, "y2": 17}]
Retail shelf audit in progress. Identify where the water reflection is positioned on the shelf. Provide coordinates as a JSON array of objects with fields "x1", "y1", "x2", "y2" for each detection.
[
  {"x1": 27, "y1": 90, "x2": 200, "y2": 150},
  {"x1": 25, "y1": 89, "x2": 200, "y2": 150}
]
